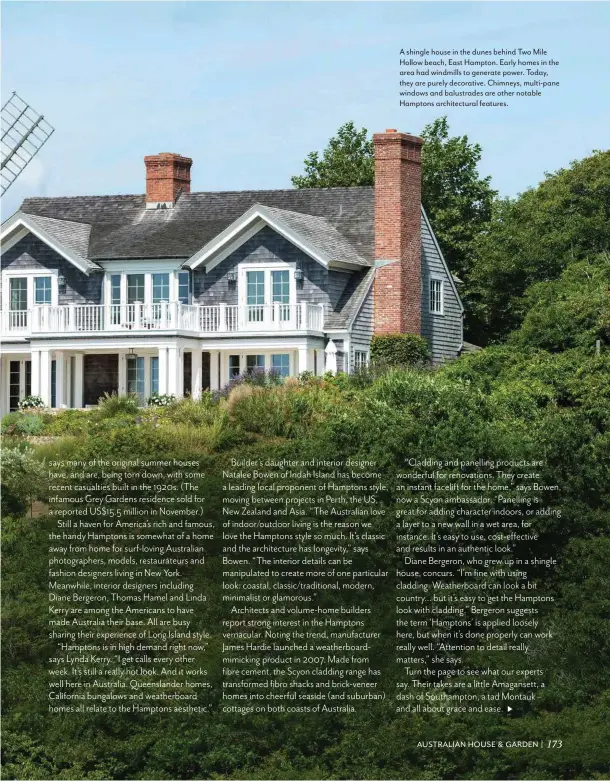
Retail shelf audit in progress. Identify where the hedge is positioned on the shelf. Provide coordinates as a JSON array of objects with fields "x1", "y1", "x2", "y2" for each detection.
[{"x1": 370, "y1": 333, "x2": 429, "y2": 367}]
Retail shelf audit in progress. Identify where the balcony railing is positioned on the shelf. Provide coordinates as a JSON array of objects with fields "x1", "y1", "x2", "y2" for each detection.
[{"x1": 1, "y1": 302, "x2": 325, "y2": 336}]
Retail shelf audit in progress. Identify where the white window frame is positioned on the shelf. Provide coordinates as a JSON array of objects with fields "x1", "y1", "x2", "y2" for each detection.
[
  {"x1": 237, "y1": 262, "x2": 297, "y2": 309},
  {"x1": 353, "y1": 347, "x2": 370, "y2": 371},
  {"x1": 102, "y1": 265, "x2": 185, "y2": 307},
  {"x1": 429, "y1": 277, "x2": 444, "y2": 315},
  {"x1": 2, "y1": 269, "x2": 59, "y2": 310}
]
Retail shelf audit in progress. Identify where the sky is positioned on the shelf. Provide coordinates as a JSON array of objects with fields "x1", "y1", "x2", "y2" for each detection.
[{"x1": 2, "y1": 1, "x2": 609, "y2": 217}]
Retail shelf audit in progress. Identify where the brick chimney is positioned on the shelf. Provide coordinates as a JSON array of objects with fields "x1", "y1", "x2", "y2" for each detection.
[
  {"x1": 373, "y1": 129, "x2": 424, "y2": 334},
  {"x1": 144, "y1": 153, "x2": 192, "y2": 207}
]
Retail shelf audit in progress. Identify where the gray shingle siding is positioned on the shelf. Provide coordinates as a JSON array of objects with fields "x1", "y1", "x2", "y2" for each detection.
[
  {"x1": 1, "y1": 235, "x2": 102, "y2": 305},
  {"x1": 420, "y1": 217, "x2": 463, "y2": 363},
  {"x1": 350, "y1": 285, "x2": 374, "y2": 364},
  {"x1": 193, "y1": 226, "x2": 331, "y2": 312}
]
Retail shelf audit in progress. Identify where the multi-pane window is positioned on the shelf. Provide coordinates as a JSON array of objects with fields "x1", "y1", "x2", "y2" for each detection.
[
  {"x1": 110, "y1": 274, "x2": 121, "y2": 324},
  {"x1": 127, "y1": 274, "x2": 145, "y2": 304},
  {"x1": 246, "y1": 355, "x2": 265, "y2": 374},
  {"x1": 271, "y1": 354, "x2": 290, "y2": 377},
  {"x1": 429, "y1": 279, "x2": 443, "y2": 314},
  {"x1": 152, "y1": 273, "x2": 170, "y2": 303},
  {"x1": 25, "y1": 361, "x2": 32, "y2": 398},
  {"x1": 9, "y1": 278, "x2": 27, "y2": 310},
  {"x1": 354, "y1": 351, "x2": 368, "y2": 371},
  {"x1": 35, "y1": 276, "x2": 52, "y2": 305},
  {"x1": 51, "y1": 360, "x2": 57, "y2": 408},
  {"x1": 246, "y1": 271, "x2": 265, "y2": 322},
  {"x1": 178, "y1": 271, "x2": 191, "y2": 305},
  {"x1": 229, "y1": 355, "x2": 241, "y2": 379},
  {"x1": 272, "y1": 269, "x2": 290, "y2": 321},
  {"x1": 127, "y1": 356, "x2": 145, "y2": 402},
  {"x1": 150, "y1": 357, "x2": 159, "y2": 396},
  {"x1": 9, "y1": 361, "x2": 20, "y2": 411}
]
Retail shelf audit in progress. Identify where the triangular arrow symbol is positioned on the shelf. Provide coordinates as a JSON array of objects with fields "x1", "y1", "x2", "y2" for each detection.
[{"x1": 507, "y1": 706, "x2": 513, "y2": 712}]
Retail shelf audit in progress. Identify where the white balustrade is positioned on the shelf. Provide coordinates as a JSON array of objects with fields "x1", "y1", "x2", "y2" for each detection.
[{"x1": 1, "y1": 302, "x2": 325, "y2": 336}]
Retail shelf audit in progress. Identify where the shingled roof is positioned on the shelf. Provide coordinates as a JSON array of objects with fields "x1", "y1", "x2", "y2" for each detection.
[{"x1": 19, "y1": 187, "x2": 376, "y2": 262}]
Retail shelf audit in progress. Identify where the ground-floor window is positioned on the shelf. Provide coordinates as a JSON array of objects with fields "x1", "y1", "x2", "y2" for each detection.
[
  {"x1": 271, "y1": 354, "x2": 290, "y2": 377},
  {"x1": 246, "y1": 354, "x2": 265, "y2": 374},
  {"x1": 229, "y1": 355, "x2": 241, "y2": 378},
  {"x1": 9, "y1": 361, "x2": 20, "y2": 411},
  {"x1": 353, "y1": 350, "x2": 369, "y2": 371},
  {"x1": 25, "y1": 361, "x2": 31, "y2": 398},
  {"x1": 51, "y1": 360, "x2": 57, "y2": 408},
  {"x1": 150, "y1": 356, "x2": 159, "y2": 396},
  {"x1": 127, "y1": 356, "x2": 145, "y2": 402}
]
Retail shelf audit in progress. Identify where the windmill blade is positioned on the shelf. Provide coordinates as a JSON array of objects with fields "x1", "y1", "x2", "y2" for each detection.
[{"x1": 1, "y1": 91, "x2": 54, "y2": 195}]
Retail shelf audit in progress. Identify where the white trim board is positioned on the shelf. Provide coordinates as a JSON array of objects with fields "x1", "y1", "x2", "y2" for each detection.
[{"x1": 1, "y1": 212, "x2": 96, "y2": 275}]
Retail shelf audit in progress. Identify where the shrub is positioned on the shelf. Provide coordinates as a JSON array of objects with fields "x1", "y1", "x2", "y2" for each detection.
[
  {"x1": 17, "y1": 395, "x2": 45, "y2": 411},
  {"x1": 14, "y1": 415, "x2": 45, "y2": 436},
  {"x1": 370, "y1": 334, "x2": 429, "y2": 367},
  {"x1": 0, "y1": 446, "x2": 47, "y2": 516},
  {"x1": 44, "y1": 409, "x2": 91, "y2": 436},
  {"x1": 95, "y1": 392, "x2": 140, "y2": 418},
  {"x1": 1, "y1": 412, "x2": 22, "y2": 433},
  {"x1": 147, "y1": 392, "x2": 176, "y2": 407}
]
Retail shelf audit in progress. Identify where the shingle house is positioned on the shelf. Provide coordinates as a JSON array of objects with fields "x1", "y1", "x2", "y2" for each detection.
[{"x1": 0, "y1": 129, "x2": 463, "y2": 413}]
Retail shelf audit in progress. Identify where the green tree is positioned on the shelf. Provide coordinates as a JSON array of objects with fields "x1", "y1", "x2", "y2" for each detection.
[
  {"x1": 509, "y1": 253, "x2": 610, "y2": 352},
  {"x1": 469, "y1": 150, "x2": 610, "y2": 344},
  {"x1": 290, "y1": 121, "x2": 374, "y2": 188},
  {"x1": 291, "y1": 118, "x2": 496, "y2": 301}
]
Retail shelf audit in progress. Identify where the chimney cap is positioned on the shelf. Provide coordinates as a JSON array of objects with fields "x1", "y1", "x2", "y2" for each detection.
[{"x1": 385, "y1": 128, "x2": 398, "y2": 133}]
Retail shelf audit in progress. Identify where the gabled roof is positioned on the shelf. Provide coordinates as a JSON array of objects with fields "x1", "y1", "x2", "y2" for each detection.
[
  {"x1": 19, "y1": 187, "x2": 375, "y2": 262},
  {"x1": 185, "y1": 203, "x2": 370, "y2": 271},
  {"x1": 0, "y1": 211, "x2": 97, "y2": 274}
]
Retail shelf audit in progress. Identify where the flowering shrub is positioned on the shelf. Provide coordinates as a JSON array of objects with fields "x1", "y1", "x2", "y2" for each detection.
[
  {"x1": 147, "y1": 392, "x2": 176, "y2": 407},
  {"x1": 213, "y1": 368, "x2": 282, "y2": 401},
  {"x1": 18, "y1": 396, "x2": 45, "y2": 411}
]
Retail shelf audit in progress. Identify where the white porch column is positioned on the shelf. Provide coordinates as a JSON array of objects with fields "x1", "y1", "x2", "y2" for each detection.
[
  {"x1": 176, "y1": 348, "x2": 184, "y2": 399},
  {"x1": 191, "y1": 350, "x2": 202, "y2": 400},
  {"x1": 55, "y1": 351, "x2": 65, "y2": 408},
  {"x1": 118, "y1": 353, "x2": 128, "y2": 395},
  {"x1": 315, "y1": 349, "x2": 324, "y2": 376},
  {"x1": 39, "y1": 349, "x2": 51, "y2": 406},
  {"x1": 31, "y1": 349, "x2": 41, "y2": 397},
  {"x1": 298, "y1": 347, "x2": 310, "y2": 375},
  {"x1": 220, "y1": 352, "x2": 229, "y2": 388},
  {"x1": 73, "y1": 354, "x2": 84, "y2": 408},
  {"x1": 209, "y1": 350, "x2": 219, "y2": 391},
  {"x1": 158, "y1": 347, "x2": 168, "y2": 394},
  {"x1": 167, "y1": 346, "x2": 178, "y2": 395}
]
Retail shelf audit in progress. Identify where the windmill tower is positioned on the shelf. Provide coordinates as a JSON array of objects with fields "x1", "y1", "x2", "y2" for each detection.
[{"x1": 1, "y1": 91, "x2": 54, "y2": 196}]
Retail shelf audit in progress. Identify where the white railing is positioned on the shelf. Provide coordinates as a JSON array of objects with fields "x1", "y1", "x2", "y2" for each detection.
[{"x1": 1, "y1": 302, "x2": 325, "y2": 336}]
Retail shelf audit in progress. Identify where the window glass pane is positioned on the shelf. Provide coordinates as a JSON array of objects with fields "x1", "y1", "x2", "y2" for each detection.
[
  {"x1": 229, "y1": 355, "x2": 241, "y2": 379},
  {"x1": 127, "y1": 356, "x2": 145, "y2": 401},
  {"x1": 152, "y1": 273, "x2": 170, "y2": 303},
  {"x1": 127, "y1": 274, "x2": 145, "y2": 303},
  {"x1": 25, "y1": 361, "x2": 32, "y2": 398},
  {"x1": 272, "y1": 270, "x2": 290, "y2": 303},
  {"x1": 178, "y1": 271, "x2": 191, "y2": 304},
  {"x1": 246, "y1": 271, "x2": 265, "y2": 305},
  {"x1": 151, "y1": 357, "x2": 159, "y2": 395},
  {"x1": 9, "y1": 278, "x2": 27, "y2": 310},
  {"x1": 110, "y1": 275, "x2": 121, "y2": 305},
  {"x1": 51, "y1": 360, "x2": 57, "y2": 408},
  {"x1": 271, "y1": 354, "x2": 290, "y2": 377},
  {"x1": 35, "y1": 276, "x2": 52, "y2": 304},
  {"x1": 430, "y1": 280, "x2": 443, "y2": 313},
  {"x1": 9, "y1": 361, "x2": 20, "y2": 411},
  {"x1": 246, "y1": 355, "x2": 265, "y2": 374}
]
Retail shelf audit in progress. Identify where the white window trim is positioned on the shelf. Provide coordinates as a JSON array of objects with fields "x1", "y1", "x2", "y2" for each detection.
[
  {"x1": 352, "y1": 345, "x2": 370, "y2": 371},
  {"x1": 2, "y1": 269, "x2": 59, "y2": 310},
  {"x1": 238, "y1": 262, "x2": 297, "y2": 309},
  {"x1": 429, "y1": 276, "x2": 445, "y2": 316},
  {"x1": 102, "y1": 269, "x2": 187, "y2": 307}
]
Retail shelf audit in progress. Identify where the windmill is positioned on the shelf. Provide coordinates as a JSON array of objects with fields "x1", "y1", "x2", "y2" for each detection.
[{"x1": 1, "y1": 91, "x2": 54, "y2": 196}]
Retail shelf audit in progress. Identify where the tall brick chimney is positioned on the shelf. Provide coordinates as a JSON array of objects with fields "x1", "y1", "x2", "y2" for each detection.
[
  {"x1": 373, "y1": 129, "x2": 424, "y2": 334},
  {"x1": 144, "y1": 153, "x2": 192, "y2": 207}
]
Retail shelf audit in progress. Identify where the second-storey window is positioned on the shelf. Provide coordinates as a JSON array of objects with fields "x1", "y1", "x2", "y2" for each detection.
[
  {"x1": 9, "y1": 278, "x2": 28, "y2": 310},
  {"x1": 127, "y1": 274, "x2": 145, "y2": 304},
  {"x1": 34, "y1": 276, "x2": 52, "y2": 305},
  {"x1": 152, "y1": 273, "x2": 170, "y2": 303},
  {"x1": 429, "y1": 278, "x2": 444, "y2": 314},
  {"x1": 178, "y1": 271, "x2": 191, "y2": 304}
]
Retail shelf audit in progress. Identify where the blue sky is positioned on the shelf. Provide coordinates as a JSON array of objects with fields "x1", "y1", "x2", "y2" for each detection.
[{"x1": 2, "y1": 1, "x2": 609, "y2": 216}]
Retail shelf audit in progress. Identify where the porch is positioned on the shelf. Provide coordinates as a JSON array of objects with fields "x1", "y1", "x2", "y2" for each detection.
[{"x1": 0, "y1": 341, "x2": 328, "y2": 414}]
